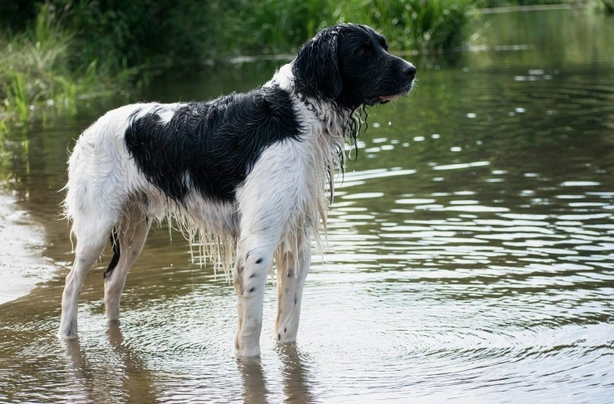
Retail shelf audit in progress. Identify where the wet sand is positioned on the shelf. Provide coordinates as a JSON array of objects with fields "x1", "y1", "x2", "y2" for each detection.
[{"x1": 0, "y1": 190, "x2": 56, "y2": 304}]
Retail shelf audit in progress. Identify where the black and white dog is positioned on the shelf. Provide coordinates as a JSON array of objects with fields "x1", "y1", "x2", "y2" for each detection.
[{"x1": 59, "y1": 23, "x2": 415, "y2": 356}]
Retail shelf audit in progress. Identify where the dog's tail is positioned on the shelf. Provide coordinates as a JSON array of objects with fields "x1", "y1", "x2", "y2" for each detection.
[{"x1": 103, "y1": 228, "x2": 121, "y2": 279}]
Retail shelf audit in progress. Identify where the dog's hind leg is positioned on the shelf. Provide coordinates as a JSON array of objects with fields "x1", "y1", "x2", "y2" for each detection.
[
  {"x1": 275, "y1": 234, "x2": 311, "y2": 344},
  {"x1": 59, "y1": 223, "x2": 110, "y2": 338},
  {"x1": 104, "y1": 207, "x2": 150, "y2": 322}
]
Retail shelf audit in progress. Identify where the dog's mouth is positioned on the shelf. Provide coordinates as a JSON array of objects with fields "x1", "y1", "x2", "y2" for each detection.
[
  {"x1": 370, "y1": 81, "x2": 414, "y2": 105},
  {"x1": 379, "y1": 93, "x2": 403, "y2": 102},
  {"x1": 365, "y1": 94, "x2": 402, "y2": 106}
]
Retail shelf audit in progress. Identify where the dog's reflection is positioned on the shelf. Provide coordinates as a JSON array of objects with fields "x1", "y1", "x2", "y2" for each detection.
[
  {"x1": 277, "y1": 343, "x2": 317, "y2": 404},
  {"x1": 62, "y1": 321, "x2": 158, "y2": 403},
  {"x1": 63, "y1": 323, "x2": 315, "y2": 403},
  {"x1": 238, "y1": 343, "x2": 316, "y2": 404},
  {"x1": 237, "y1": 356, "x2": 270, "y2": 403}
]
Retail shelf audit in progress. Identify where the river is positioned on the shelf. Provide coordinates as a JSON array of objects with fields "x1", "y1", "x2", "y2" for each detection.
[{"x1": 1, "y1": 9, "x2": 613, "y2": 403}]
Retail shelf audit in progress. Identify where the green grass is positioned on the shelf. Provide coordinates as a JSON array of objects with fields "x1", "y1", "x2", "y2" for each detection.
[
  {"x1": 0, "y1": 5, "x2": 78, "y2": 126},
  {"x1": 0, "y1": 4, "x2": 137, "y2": 129},
  {"x1": 231, "y1": 0, "x2": 476, "y2": 56},
  {"x1": 334, "y1": 0, "x2": 475, "y2": 55}
]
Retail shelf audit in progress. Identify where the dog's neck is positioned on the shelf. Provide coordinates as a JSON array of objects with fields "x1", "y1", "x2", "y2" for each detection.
[{"x1": 266, "y1": 63, "x2": 357, "y2": 142}]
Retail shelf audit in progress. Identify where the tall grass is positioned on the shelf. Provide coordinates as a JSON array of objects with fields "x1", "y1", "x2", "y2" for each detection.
[
  {"x1": 228, "y1": 0, "x2": 475, "y2": 56},
  {"x1": 0, "y1": 4, "x2": 138, "y2": 128},
  {"x1": 334, "y1": 0, "x2": 474, "y2": 55},
  {"x1": 231, "y1": 0, "x2": 332, "y2": 54},
  {"x1": 0, "y1": 5, "x2": 79, "y2": 124}
]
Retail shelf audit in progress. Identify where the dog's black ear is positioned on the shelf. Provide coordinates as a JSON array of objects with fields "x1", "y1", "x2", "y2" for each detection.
[{"x1": 292, "y1": 27, "x2": 342, "y2": 101}]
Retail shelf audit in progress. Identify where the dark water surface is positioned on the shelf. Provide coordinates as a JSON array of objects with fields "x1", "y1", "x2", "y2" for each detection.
[{"x1": 1, "y1": 10, "x2": 613, "y2": 403}]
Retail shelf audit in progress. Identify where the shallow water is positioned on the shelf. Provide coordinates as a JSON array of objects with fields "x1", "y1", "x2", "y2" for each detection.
[{"x1": 1, "y1": 9, "x2": 614, "y2": 403}]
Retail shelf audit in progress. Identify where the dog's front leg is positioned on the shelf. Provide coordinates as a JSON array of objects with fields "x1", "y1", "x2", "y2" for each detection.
[
  {"x1": 233, "y1": 238, "x2": 276, "y2": 357},
  {"x1": 275, "y1": 239, "x2": 311, "y2": 344}
]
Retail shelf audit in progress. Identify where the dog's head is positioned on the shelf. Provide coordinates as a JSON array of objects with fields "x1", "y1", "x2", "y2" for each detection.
[{"x1": 293, "y1": 24, "x2": 416, "y2": 109}]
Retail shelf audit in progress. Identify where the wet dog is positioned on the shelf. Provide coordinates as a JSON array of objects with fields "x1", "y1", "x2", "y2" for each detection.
[{"x1": 59, "y1": 23, "x2": 415, "y2": 356}]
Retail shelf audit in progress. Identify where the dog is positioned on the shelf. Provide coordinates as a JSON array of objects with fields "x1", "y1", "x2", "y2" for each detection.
[{"x1": 59, "y1": 23, "x2": 415, "y2": 357}]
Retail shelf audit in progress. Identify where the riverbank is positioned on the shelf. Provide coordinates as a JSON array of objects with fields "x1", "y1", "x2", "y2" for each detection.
[
  {"x1": 0, "y1": 190, "x2": 55, "y2": 304},
  {"x1": 4, "y1": 1, "x2": 604, "y2": 127},
  {"x1": 481, "y1": 3, "x2": 585, "y2": 13},
  {"x1": 1, "y1": 0, "x2": 476, "y2": 126}
]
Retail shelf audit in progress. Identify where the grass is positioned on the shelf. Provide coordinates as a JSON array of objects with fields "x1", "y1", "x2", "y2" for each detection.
[
  {"x1": 334, "y1": 0, "x2": 475, "y2": 55},
  {"x1": 0, "y1": 4, "x2": 138, "y2": 131},
  {"x1": 0, "y1": 5, "x2": 72, "y2": 123},
  {"x1": 231, "y1": 0, "x2": 476, "y2": 56}
]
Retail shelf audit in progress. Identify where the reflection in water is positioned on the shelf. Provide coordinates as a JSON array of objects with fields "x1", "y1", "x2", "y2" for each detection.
[
  {"x1": 1, "y1": 8, "x2": 613, "y2": 404},
  {"x1": 60, "y1": 326, "x2": 317, "y2": 403},
  {"x1": 276, "y1": 344, "x2": 316, "y2": 404},
  {"x1": 237, "y1": 357, "x2": 269, "y2": 404},
  {"x1": 238, "y1": 343, "x2": 316, "y2": 404},
  {"x1": 61, "y1": 323, "x2": 159, "y2": 403}
]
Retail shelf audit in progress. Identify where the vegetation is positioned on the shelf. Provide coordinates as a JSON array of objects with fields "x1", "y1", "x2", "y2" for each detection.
[
  {"x1": 0, "y1": 4, "x2": 75, "y2": 124},
  {"x1": 335, "y1": 0, "x2": 474, "y2": 55},
  {"x1": 601, "y1": 0, "x2": 614, "y2": 13},
  {"x1": 0, "y1": 0, "x2": 602, "y2": 128},
  {"x1": 0, "y1": 4, "x2": 136, "y2": 128},
  {"x1": 473, "y1": 0, "x2": 577, "y2": 6}
]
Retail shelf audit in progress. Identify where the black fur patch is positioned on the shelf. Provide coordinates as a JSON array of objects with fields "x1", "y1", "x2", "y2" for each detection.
[{"x1": 125, "y1": 85, "x2": 303, "y2": 202}]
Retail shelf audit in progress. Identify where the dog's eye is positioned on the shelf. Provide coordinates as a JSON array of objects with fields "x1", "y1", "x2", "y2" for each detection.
[{"x1": 358, "y1": 42, "x2": 372, "y2": 56}]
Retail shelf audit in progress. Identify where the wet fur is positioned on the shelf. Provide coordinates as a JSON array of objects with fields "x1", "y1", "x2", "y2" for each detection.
[{"x1": 59, "y1": 23, "x2": 416, "y2": 357}]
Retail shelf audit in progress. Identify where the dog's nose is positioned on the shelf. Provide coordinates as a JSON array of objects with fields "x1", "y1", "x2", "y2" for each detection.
[{"x1": 403, "y1": 63, "x2": 417, "y2": 79}]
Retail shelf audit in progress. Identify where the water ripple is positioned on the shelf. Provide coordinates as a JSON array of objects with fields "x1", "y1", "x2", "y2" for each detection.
[{"x1": 2, "y1": 10, "x2": 614, "y2": 403}]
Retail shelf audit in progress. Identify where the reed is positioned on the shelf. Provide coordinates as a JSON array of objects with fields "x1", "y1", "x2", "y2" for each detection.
[
  {"x1": 0, "y1": 4, "x2": 138, "y2": 126},
  {"x1": 334, "y1": 0, "x2": 475, "y2": 54},
  {"x1": 234, "y1": 0, "x2": 331, "y2": 54},
  {"x1": 0, "y1": 4, "x2": 77, "y2": 123},
  {"x1": 233, "y1": 0, "x2": 475, "y2": 55}
]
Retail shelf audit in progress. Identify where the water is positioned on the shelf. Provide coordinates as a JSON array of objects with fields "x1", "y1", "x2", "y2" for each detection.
[{"x1": 1, "y1": 9, "x2": 614, "y2": 403}]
